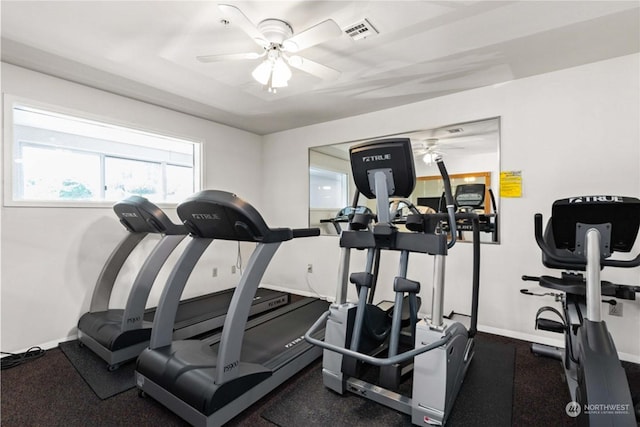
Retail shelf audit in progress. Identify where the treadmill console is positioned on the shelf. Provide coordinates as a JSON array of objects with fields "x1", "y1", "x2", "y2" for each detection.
[
  {"x1": 178, "y1": 190, "x2": 294, "y2": 243},
  {"x1": 114, "y1": 196, "x2": 185, "y2": 235},
  {"x1": 455, "y1": 184, "x2": 485, "y2": 210}
]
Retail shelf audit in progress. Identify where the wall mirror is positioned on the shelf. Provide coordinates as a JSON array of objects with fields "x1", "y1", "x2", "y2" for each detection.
[{"x1": 308, "y1": 117, "x2": 501, "y2": 244}]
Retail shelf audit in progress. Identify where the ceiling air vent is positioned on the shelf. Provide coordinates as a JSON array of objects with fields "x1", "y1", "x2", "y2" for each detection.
[{"x1": 344, "y1": 19, "x2": 378, "y2": 41}]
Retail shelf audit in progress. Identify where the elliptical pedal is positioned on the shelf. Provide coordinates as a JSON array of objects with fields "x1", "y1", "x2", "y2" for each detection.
[{"x1": 534, "y1": 306, "x2": 566, "y2": 334}]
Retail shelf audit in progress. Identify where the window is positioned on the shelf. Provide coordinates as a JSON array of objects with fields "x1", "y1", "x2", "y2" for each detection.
[
  {"x1": 309, "y1": 167, "x2": 348, "y2": 209},
  {"x1": 7, "y1": 103, "x2": 201, "y2": 205},
  {"x1": 20, "y1": 144, "x2": 102, "y2": 201}
]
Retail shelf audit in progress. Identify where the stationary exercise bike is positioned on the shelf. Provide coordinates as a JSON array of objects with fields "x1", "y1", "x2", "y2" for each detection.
[
  {"x1": 521, "y1": 196, "x2": 640, "y2": 426},
  {"x1": 305, "y1": 137, "x2": 481, "y2": 426}
]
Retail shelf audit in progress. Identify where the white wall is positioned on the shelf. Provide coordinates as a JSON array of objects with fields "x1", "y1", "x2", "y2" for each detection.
[
  {"x1": 1, "y1": 64, "x2": 263, "y2": 352},
  {"x1": 2, "y1": 54, "x2": 639, "y2": 362},
  {"x1": 261, "y1": 54, "x2": 640, "y2": 361}
]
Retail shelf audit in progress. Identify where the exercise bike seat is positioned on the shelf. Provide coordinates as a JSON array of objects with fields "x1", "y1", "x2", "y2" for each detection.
[
  {"x1": 539, "y1": 275, "x2": 611, "y2": 295},
  {"x1": 539, "y1": 275, "x2": 639, "y2": 300}
]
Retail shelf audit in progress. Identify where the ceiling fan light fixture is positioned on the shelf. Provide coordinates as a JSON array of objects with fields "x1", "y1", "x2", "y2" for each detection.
[
  {"x1": 423, "y1": 152, "x2": 442, "y2": 165},
  {"x1": 252, "y1": 55, "x2": 292, "y2": 92},
  {"x1": 251, "y1": 60, "x2": 273, "y2": 85},
  {"x1": 271, "y1": 57, "x2": 292, "y2": 87}
]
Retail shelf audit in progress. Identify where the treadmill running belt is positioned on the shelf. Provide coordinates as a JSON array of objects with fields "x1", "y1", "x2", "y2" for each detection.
[
  {"x1": 142, "y1": 288, "x2": 289, "y2": 329},
  {"x1": 136, "y1": 298, "x2": 329, "y2": 415},
  {"x1": 212, "y1": 298, "x2": 328, "y2": 368}
]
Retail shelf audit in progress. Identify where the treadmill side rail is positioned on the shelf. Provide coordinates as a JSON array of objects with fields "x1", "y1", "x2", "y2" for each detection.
[
  {"x1": 90, "y1": 232, "x2": 148, "y2": 312},
  {"x1": 121, "y1": 234, "x2": 187, "y2": 331},
  {"x1": 149, "y1": 237, "x2": 214, "y2": 349},
  {"x1": 215, "y1": 242, "x2": 281, "y2": 385}
]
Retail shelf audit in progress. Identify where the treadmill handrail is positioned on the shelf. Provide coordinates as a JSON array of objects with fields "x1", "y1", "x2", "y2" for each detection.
[
  {"x1": 304, "y1": 310, "x2": 452, "y2": 367},
  {"x1": 89, "y1": 232, "x2": 148, "y2": 312},
  {"x1": 121, "y1": 234, "x2": 187, "y2": 331},
  {"x1": 292, "y1": 228, "x2": 321, "y2": 238},
  {"x1": 534, "y1": 214, "x2": 640, "y2": 268},
  {"x1": 149, "y1": 237, "x2": 215, "y2": 349},
  {"x1": 90, "y1": 197, "x2": 188, "y2": 313},
  {"x1": 214, "y1": 242, "x2": 282, "y2": 385}
]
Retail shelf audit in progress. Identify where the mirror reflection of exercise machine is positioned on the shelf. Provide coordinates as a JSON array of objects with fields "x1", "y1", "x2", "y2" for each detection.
[
  {"x1": 521, "y1": 196, "x2": 640, "y2": 425},
  {"x1": 389, "y1": 198, "x2": 425, "y2": 223},
  {"x1": 416, "y1": 196, "x2": 444, "y2": 213},
  {"x1": 320, "y1": 205, "x2": 373, "y2": 234},
  {"x1": 437, "y1": 183, "x2": 499, "y2": 243},
  {"x1": 322, "y1": 184, "x2": 498, "y2": 243}
]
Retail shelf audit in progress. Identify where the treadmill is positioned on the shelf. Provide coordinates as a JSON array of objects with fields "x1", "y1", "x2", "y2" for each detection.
[
  {"x1": 136, "y1": 190, "x2": 329, "y2": 427},
  {"x1": 77, "y1": 196, "x2": 289, "y2": 370}
]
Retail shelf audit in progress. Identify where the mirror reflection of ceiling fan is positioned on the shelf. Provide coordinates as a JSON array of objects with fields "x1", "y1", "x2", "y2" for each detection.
[
  {"x1": 197, "y1": 4, "x2": 342, "y2": 93},
  {"x1": 412, "y1": 138, "x2": 467, "y2": 164}
]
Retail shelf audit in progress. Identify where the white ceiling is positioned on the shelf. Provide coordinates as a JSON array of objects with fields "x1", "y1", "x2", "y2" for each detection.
[{"x1": 2, "y1": 1, "x2": 639, "y2": 135}]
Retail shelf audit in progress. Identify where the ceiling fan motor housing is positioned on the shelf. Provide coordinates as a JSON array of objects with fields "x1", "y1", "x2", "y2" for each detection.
[{"x1": 257, "y1": 19, "x2": 293, "y2": 45}]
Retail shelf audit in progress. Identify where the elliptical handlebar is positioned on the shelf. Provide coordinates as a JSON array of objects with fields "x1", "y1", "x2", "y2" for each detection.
[
  {"x1": 436, "y1": 157, "x2": 457, "y2": 249},
  {"x1": 304, "y1": 310, "x2": 452, "y2": 367},
  {"x1": 534, "y1": 214, "x2": 640, "y2": 268}
]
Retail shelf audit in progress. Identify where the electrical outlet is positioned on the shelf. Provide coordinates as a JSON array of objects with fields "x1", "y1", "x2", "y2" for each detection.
[
  {"x1": 212, "y1": 267, "x2": 218, "y2": 278},
  {"x1": 307, "y1": 264, "x2": 313, "y2": 273},
  {"x1": 609, "y1": 302, "x2": 623, "y2": 317},
  {"x1": 231, "y1": 265, "x2": 236, "y2": 274}
]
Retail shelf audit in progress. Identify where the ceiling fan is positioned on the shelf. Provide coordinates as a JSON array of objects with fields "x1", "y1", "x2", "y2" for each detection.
[{"x1": 197, "y1": 4, "x2": 342, "y2": 92}]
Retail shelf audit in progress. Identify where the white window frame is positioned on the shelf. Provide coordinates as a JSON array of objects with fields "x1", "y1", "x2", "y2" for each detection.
[{"x1": 3, "y1": 95, "x2": 203, "y2": 208}]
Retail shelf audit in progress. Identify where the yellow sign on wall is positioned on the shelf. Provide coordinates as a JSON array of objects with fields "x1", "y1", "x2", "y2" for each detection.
[{"x1": 500, "y1": 171, "x2": 522, "y2": 198}]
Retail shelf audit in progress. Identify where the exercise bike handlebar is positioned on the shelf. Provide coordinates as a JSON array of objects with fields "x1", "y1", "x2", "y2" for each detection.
[
  {"x1": 534, "y1": 214, "x2": 640, "y2": 268},
  {"x1": 304, "y1": 310, "x2": 452, "y2": 367}
]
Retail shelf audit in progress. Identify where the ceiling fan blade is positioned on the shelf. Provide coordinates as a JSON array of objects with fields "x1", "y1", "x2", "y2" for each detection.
[
  {"x1": 218, "y1": 4, "x2": 269, "y2": 47},
  {"x1": 197, "y1": 52, "x2": 264, "y2": 63},
  {"x1": 287, "y1": 56, "x2": 340, "y2": 80},
  {"x1": 283, "y1": 19, "x2": 342, "y2": 52}
]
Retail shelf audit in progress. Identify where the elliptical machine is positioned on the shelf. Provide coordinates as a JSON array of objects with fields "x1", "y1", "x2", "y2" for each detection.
[
  {"x1": 305, "y1": 138, "x2": 481, "y2": 426},
  {"x1": 521, "y1": 196, "x2": 640, "y2": 426}
]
